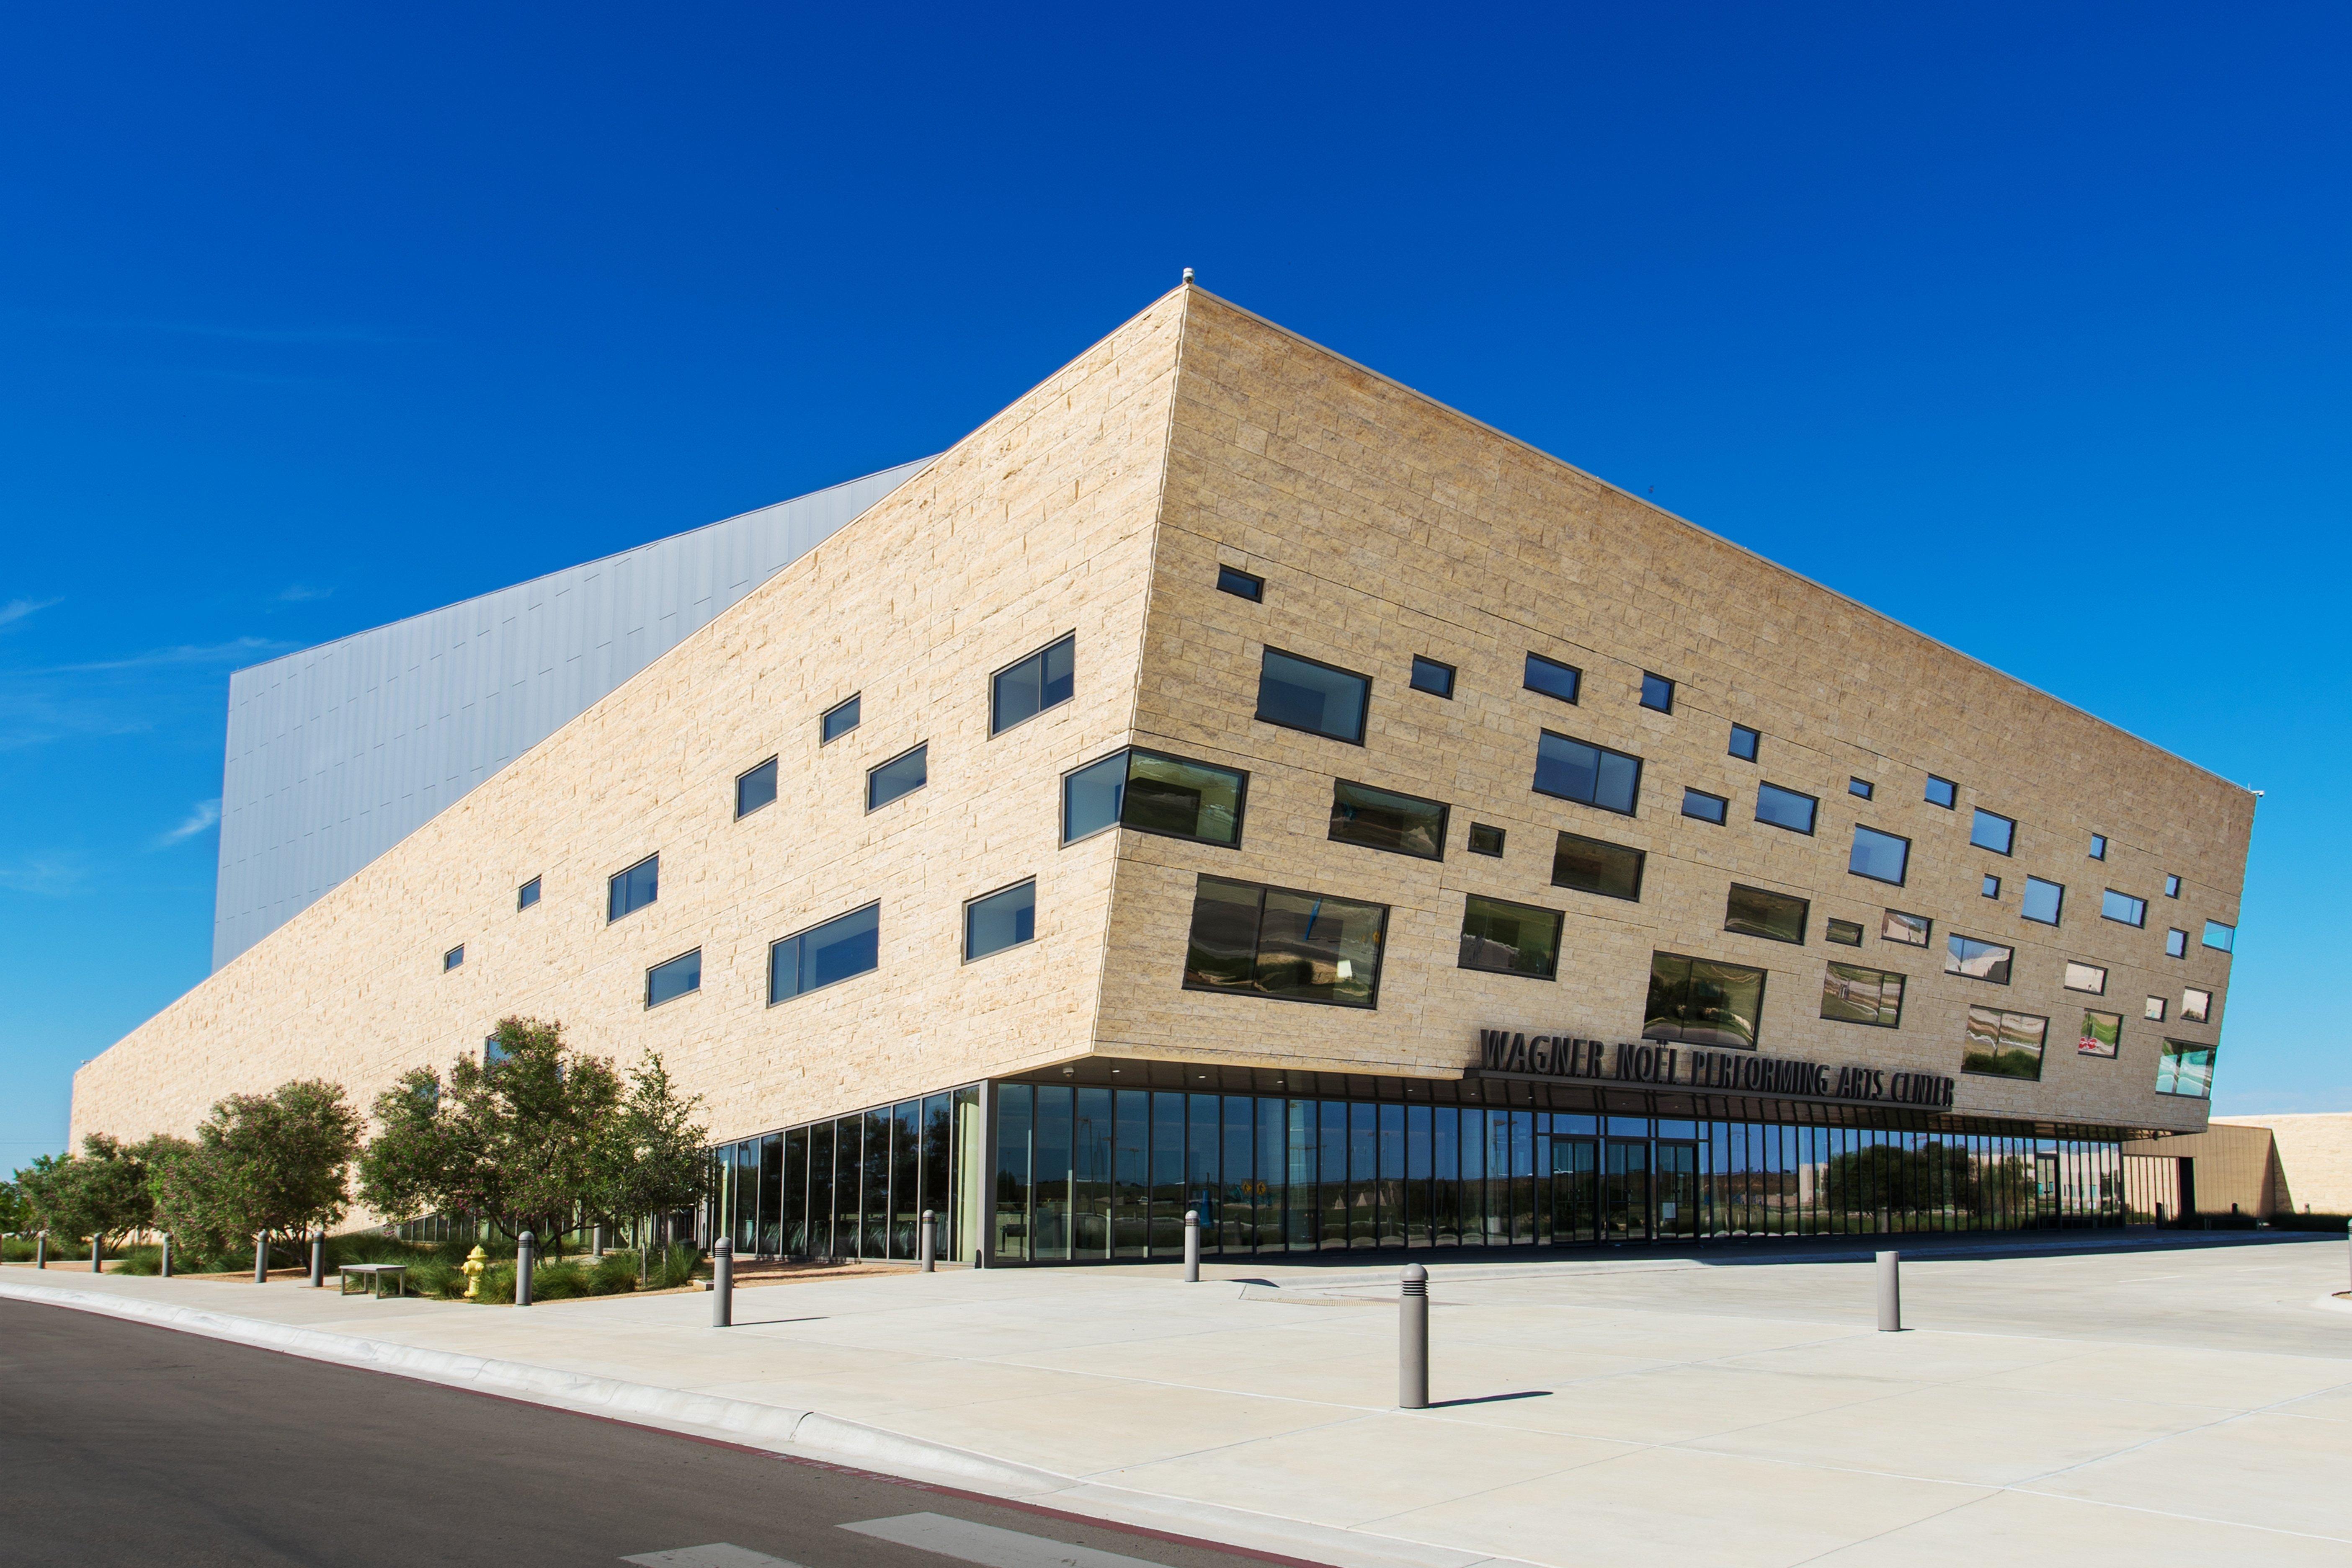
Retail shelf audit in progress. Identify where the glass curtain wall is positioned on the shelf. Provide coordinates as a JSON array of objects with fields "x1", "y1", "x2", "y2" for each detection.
[{"x1": 709, "y1": 1085, "x2": 980, "y2": 1263}]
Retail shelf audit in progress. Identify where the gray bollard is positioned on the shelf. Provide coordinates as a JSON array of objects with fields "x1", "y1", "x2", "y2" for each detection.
[
  {"x1": 1184, "y1": 1209, "x2": 1201, "y2": 1283},
  {"x1": 712, "y1": 1236, "x2": 733, "y2": 1327},
  {"x1": 159, "y1": 1235, "x2": 173, "y2": 1279},
  {"x1": 34, "y1": 1232, "x2": 45, "y2": 1270},
  {"x1": 2345, "y1": 1219, "x2": 2350, "y2": 1294},
  {"x1": 255, "y1": 1234, "x2": 269, "y2": 1284},
  {"x1": 920, "y1": 1210, "x2": 936, "y2": 1273},
  {"x1": 1877, "y1": 1250, "x2": 1901, "y2": 1332},
  {"x1": 308, "y1": 1229, "x2": 326, "y2": 1289},
  {"x1": 92, "y1": 1237, "x2": 103, "y2": 1274},
  {"x1": 1400, "y1": 1263, "x2": 1430, "y2": 1409},
  {"x1": 516, "y1": 1230, "x2": 536, "y2": 1307}
]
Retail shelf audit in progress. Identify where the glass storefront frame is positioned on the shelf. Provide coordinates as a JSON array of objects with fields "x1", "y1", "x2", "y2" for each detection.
[{"x1": 709, "y1": 1085, "x2": 980, "y2": 1263}]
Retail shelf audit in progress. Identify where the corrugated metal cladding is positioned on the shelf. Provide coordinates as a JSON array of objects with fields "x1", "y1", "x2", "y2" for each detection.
[{"x1": 210, "y1": 459, "x2": 934, "y2": 971}]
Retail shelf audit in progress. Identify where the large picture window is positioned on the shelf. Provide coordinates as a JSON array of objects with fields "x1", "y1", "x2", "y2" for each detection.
[
  {"x1": 1328, "y1": 779, "x2": 1448, "y2": 860},
  {"x1": 1821, "y1": 962, "x2": 1905, "y2": 1029},
  {"x1": 1457, "y1": 895, "x2": 1563, "y2": 980},
  {"x1": 1755, "y1": 781, "x2": 1817, "y2": 835},
  {"x1": 1848, "y1": 825, "x2": 1910, "y2": 885},
  {"x1": 2156, "y1": 1039, "x2": 2216, "y2": 1098},
  {"x1": 1643, "y1": 952, "x2": 1767, "y2": 1049},
  {"x1": 1062, "y1": 748, "x2": 1246, "y2": 847},
  {"x1": 1963, "y1": 1006, "x2": 2047, "y2": 1080},
  {"x1": 1552, "y1": 831, "x2": 1644, "y2": 901},
  {"x1": 2077, "y1": 1008, "x2": 2122, "y2": 1058},
  {"x1": 1944, "y1": 933, "x2": 2014, "y2": 985},
  {"x1": 769, "y1": 903, "x2": 881, "y2": 1004},
  {"x1": 991, "y1": 634, "x2": 1075, "y2": 735},
  {"x1": 1183, "y1": 875, "x2": 1387, "y2": 1009},
  {"x1": 1256, "y1": 648, "x2": 1370, "y2": 744},
  {"x1": 1534, "y1": 731, "x2": 1641, "y2": 815},
  {"x1": 1725, "y1": 884, "x2": 1808, "y2": 945}
]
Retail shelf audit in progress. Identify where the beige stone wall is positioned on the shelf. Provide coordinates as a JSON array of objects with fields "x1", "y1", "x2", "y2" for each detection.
[
  {"x1": 2212, "y1": 1114, "x2": 2352, "y2": 1213},
  {"x1": 1099, "y1": 291, "x2": 2249, "y2": 1135}
]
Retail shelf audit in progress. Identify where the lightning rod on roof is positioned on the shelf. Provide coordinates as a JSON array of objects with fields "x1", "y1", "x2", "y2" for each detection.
[{"x1": 1183, "y1": 267, "x2": 1194, "y2": 284}]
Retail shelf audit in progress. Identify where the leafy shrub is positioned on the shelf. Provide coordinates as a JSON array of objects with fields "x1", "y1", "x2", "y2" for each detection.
[{"x1": 2264, "y1": 1211, "x2": 2351, "y2": 1233}]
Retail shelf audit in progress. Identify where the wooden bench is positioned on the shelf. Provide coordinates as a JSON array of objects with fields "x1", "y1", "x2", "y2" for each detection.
[{"x1": 337, "y1": 1263, "x2": 409, "y2": 1298}]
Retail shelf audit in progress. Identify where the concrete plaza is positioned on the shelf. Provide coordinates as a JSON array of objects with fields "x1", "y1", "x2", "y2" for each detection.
[{"x1": 7, "y1": 1235, "x2": 2349, "y2": 1568}]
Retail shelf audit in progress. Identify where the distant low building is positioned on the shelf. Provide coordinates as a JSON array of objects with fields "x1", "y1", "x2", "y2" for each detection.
[{"x1": 2125, "y1": 1114, "x2": 2352, "y2": 1220}]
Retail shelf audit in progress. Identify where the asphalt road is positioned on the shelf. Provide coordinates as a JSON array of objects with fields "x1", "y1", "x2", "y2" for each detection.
[{"x1": 0, "y1": 1299, "x2": 1300, "y2": 1568}]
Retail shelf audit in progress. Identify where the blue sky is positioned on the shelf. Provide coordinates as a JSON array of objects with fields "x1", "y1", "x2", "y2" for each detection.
[{"x1": 4, "y1": 5, "x2": 2347, "y2": 1168}]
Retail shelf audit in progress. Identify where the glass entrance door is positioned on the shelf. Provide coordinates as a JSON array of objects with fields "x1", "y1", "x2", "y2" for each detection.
[
  {"x1": 1655, "y1": 1142, "x2": 1697, "y2": 1240},
  {"x1": 2035, "y1": 1151, "x2": 2061, "y2": 1228},
  {"x1": 1549, "y1": 1138, "x2": 1597, "y2": 1244},
  {"x1": 1603, "y1": 1142, "x2": 1651, "y2": 1241}
]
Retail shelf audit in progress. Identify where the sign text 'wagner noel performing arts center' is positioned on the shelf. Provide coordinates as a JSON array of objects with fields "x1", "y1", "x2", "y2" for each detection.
[{"x1": 1475, "y1": 1029, "x2": 1957, "y2": 1110}]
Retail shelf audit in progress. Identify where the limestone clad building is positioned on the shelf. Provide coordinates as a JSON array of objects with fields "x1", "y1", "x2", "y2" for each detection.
[{"x1": 71, "y1": 281, "x2": 2253, "y2": 1264}]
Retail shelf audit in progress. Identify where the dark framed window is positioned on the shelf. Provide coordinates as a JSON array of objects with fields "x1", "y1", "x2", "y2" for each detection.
[
  {"x1": 442, "y1": 944, "x2": 464, "y2": 972},
  {"x1": 2156, "y1": 1040, "x2": 2216, "y2": 1098},
  {"x1": 2164, "y1": 874, "x2": 2182, "y2": 898},
  {"x1": 965, "y1": 879, "x2": 1036, "y2": 962},
  {"x1": 1256, "y1": 647, "x2": 1370, "y2": 744},
  {"x1": 2101, "y1": 889, "x2": 2147, "y2": 927},
  {"x1": 517, "y1": 877, "x2": 541, "y2": 911},
  {"x1": 1329, "y1": 779, "x2": 1447, "y2": 859},
  {"x1": 1553, "y1": 831, "x2": 1644, "y2": 902},
  {"x1": 2202, "y1": 920, "x2": 2235, "y2": 952},
  {"x1": 1458, "y1": 895, "x2": 1563, "y2": 980},
  {"x1": 2077, "y1": 1009, "x2": 2122, "y2": 1058},
  {"x1": 646, "y1": 949, "x2": 702, "y2": 1008},
  {"x1": 2022, "y1": 876, "x2": 2063, "y2": 926},
  {"x1": 990, "y1": 634, "x2": 1076, "y2": 735},
  {"x1": 1522, "y1": 652, "x2": 1582, "y2": 705},
  {"x1": 1726, "y1": 883, "x2": 1808, "y2": 945},
  {"x1": 1728, "y1": 725, "x2": 1760, "y2": 762},
  {"x1": 821, "y1": 694, "x2": 860, "y2": 744},
  {"x1": 2144, "y1": 995, "x2": 2167, "y2": 1022},
  {"x1": 1970, "y1": 809, "x2": 2015, "y2": 856},
  {"x1": 736, "y1": 757, "x2": 779, "y2": 819},
  {"x1": 1981, "y1": 874, "x2": 2001, "y2": 899},
  {"x1": 769, "y1": 903, "x2": 880, "y2": 1004},
  {"x1": 1882, "y1": 909, "x2": 1931, "y2": 946},
  {"x1": 1467, "y1": 823, "x2": 1506, "y2": 857},
  {"x1": 1182, "y1": 874, "x2": 1387, "y2": 1009},
  {"x1": 1534, "y1": 731, "x2": 1642, "y2": 815},
  {"x1": 1409, "y1": 657, "x2": 1456, "y2": 698},
  {"x1": 1826, "y1": 918, "x2": 1864, "y2": 946},
  {"x1": 1643, "y1": 952, "x2": 1767, "y2": 1049},
  {"x1": 1925, "y1": 775, "x2": 1957, "y2": 809},
  {"x1": 2181, "y1": 987, "x2": 2213, "y2": 1024},
  {"x1": 2164, "y1": 928, "x2": 2187, "y2": 958},
  {"x1": 2089, "y1": 833, "x2": 2108, "y2": 861},
  {"x1": 1639, "y1": 673, "x2": 1674, "y2": 713},
  {"x1": 1822, "y1": 962, "x2": 1905, "y2": 1029},
  {"x1": 1062, "y1": 747, "x2": 1246, "y2": 847},
  {"x1": 1963, "y1": 1005, "x2": 2046, "y2": 1080},
  {"x1": 1681, "y1": 787, "x2": 1727, "y2": 825},
  {"x1": 1755, "y1": 781, "x2": 1817, "y2": 835},
  {"x1": 1216, "y1": 565, "x2": 1264, "y2": 602},
  {"x1": 1848, "y1": 777, "x2": 1874, "y2": 800},
  {"x1": 1848, "y1": 825, "x2": 1910, "y2": 886},
  {"x1": 1945, "y1": 933, "x2": 2014, "y2": 985},
  {"x1": 608, "y1": 854, "x2": 658, "y2": 922},
  {"x1": 2063, "y1": 960, "x2": 2108, "y2": 995},
  {"x1": 867, "y1": 743, "x2": 928, "y2": 811}
]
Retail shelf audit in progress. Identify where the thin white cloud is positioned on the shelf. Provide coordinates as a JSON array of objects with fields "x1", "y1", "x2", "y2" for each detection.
[
  {"x1": 0, "y1": 854, "x2": 87, "y2": 897},
  {"x1": 276, "y1": 584, "x2": 334, "y2": 603},
  {"x1": 154, "y1": 798, "x2": 222, "y2": 848},
  {"x1": 0, "y1": 597, "x2": 60, "y2": 629},
  {"x1": 26, "y1": 636, "x2": 282, "y2": 676}
]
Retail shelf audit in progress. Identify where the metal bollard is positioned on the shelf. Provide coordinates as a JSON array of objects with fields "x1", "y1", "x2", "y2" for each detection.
[
  {"x1": 2345, "y1": 1219, "x2": 2350, "y2": 1294},
  {"x1": 920, "y1": 1210, "x2": 936, "y2": 1273},
  {"x1": 1184, "y1": 1210, "x2": 1201, "y2": 1283},
  {"x1": 516, "y1": 1231, "x2": 536, "y2": 1307},
  {"x1": 1876, "y1": 1250, "x2": 1901, "y2": 1332},
  {"x1": 34, "y1": 1232, "x2": 45, "y2": 1269},
  {"x1": 308, "y1": 1230, "x2": 326, "y2": 1289},
  {"x1": 159, "y1": 1235, "x2": 173, "y2": 1279},
  {"x1": 255, "y1": 1234, "x2": 269, "y2": 1284},
  {"x1": 1400, "y1": 1263, "x2": 1430, "y2": 1409},
  {"x1": 712, "y1": 1237, "x2": 733, "y2": 1328},
  {"x1": 91, "y1": 1237, "x2": 103, "y2": 1274}
]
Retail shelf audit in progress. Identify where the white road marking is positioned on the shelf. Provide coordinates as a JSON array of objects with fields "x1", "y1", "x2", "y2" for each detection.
[
  {"x1": 840, "y1": 1512, "x2": 1173, "y2": 1568},
  {"x1": 622, "y1": 1545, "x2": 807, "y2": 1567}
]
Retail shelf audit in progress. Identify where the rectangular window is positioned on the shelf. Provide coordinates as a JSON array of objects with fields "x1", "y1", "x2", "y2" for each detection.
[
  {"x1": 608, "y1": 854, "x2": 658, "y2": 921},
  {"x1": 1821, "y1": 962, "x2": 1905, "y2": 1029},
  {"x1": 2202, "y1": 920, "x2": 2235, "y2": 952},
  {"x1": 2165, "y1": 928, "x2": 2188, "y2": 959},
  {"x1": 1725, "y1": 883, "x2": 1808, "y2": 944},
  {"x1": 1755, "y1": 781, "x2": 1817, "y2": 835},
  {"x1": 1643, "y1": 952, "x2": 1767, "y2": 1049},
  {"x1": 1681, "y1": 787, "x2": 1728, "y2": 825},
  {"x1": 2102, "y1": 889, "x2": 2147, "y2": 927},
  {"x1": 1848, "y1": 825, "x2": 1910, "y2": 886},
  {"x1": 1182, "y1": 874, "x2": 1387, "y2": 1009},
  {"x1": 866, "y1": 743, "x2": 928, "y2": 811},
  {"x1": 2089, "y1": 833, "x2": 2108, "y2": 861},
  {"x1": 1522, "y1": 652, "x2": 1582, "y2": 705},
  {"x1": 1826, "y1": 917, "x2": 1864, "y2": 946},
  {"x1": 1848, "y1": 777, "x2": 1873, "y2": 800},
  {"x1": 1216, "y1": 565, "x2": 1264, "y2": 602},
  {"x1": 1534, "y1": 731, "x2": 1643, "y2": 815},
  {"x1": 1944, "y1": 933, "x2": 2014, "y2": 985},
  {"x1": 2077, "y1": 1009, "x2": 2122, "y2": 1058},
  {"x1": 2156, "y1": 1040, "x2": 2216, "y2": 1098},
  {"x1": 2144, "y1": 995, "x2": 2167, "y2": 1022},
  {"x1": 1882, "y1": 909, "x2": 1931, "y2": 946},
  {"x1": 1639, "y1": 673, "x2": 1674, "y2": 713},
  {"x1": 1982, "y1": 874, "x2": 2001, "y2": 899},
  {"x1": 2164, "y1": 874, "x2": 2181, "y2": 898},
  {"x1": 646, "y1": 948, "x2": 701, "y2": 1008},
  {"x1": 991, "y1": 634, "x2": 1076, "y2": 735},
  {"x1": 1552, "y1": 830, "x2": 1644, "y2": 901},
  {"x1": 736, "y1": 757, "x2": 778, "y2": 818},
  {"x1": 2181, "y1": 987, "x2": 2213, "y2": 1024},
  {"x1": 1970, "y1": 808, "x2": 2015, "y2": 855},
  {"x1": 1925, "y1": 775, "x2": 1957, "y2": 809},
  {"x1": 1728, "y1": 724, "x2": 1759, "y2": 761},
  {"x1": 517, "y1": 876, "x2": 541, "y2": 910},
  {"x1": 1256, "y1": 648, "x2": 1370, "y2": 744},
  {"x1": 1467, "y1": 823, "x2": 1506, "y2": 857},
  {"x1": 443, "y1": 944, "x2": 464, "y2": 972},
  {"x1": 769, "y1": 903, "x2": 881, "y2": 1003},
  {"x1": 1328, "y1": 779, "x2": 1448, "y2": 860},
  {"x1": 821, "y1": 694, "x2": 860, "y2": 744},
  {"x1": 2063, "y1": 960, "x2": 2108, "y2": 995},
  {"x1": 1963, "y1": 1005, "x2": 2048, "y2": 1080},
  {"x1": 1409, "y1": 657, "x2": 1456, "y2": 698},
  {"x1": 965, "y1": 879, "x2": 1036, "y2": 962},
  {"x1": 2021, "y1": 876, "x2": 2063, "y2": 926},
  {"x1": 1458, "y1": 895, "x2": 1563, "y2": 980},
  {"x1": 1062, "y1": 747, "x2": 1247, "y2": 847}
]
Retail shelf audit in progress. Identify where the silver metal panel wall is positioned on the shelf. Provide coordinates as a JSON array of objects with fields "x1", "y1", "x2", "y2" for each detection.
[{"x1": 211, "y1": 460, "x2": 931, "y2": 970}]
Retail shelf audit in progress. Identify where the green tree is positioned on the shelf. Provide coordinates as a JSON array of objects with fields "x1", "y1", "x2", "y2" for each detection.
[
  {"x1": 0, "y1": 1176, "x2": 24, "y2": 1233},
  {"x1": 583, "y1": 1052, "x2": 709, "y2": 1240},
  {"x1": 152, "y1": 1083, "x2": 364, "y2": 1265},
  {"x1": 16, "y1": 1135, "x2": 155, "y2": 1249}
]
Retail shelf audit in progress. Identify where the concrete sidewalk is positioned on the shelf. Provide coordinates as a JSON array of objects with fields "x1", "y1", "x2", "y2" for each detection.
[{"x1": 7, "y1": 1235, "x2": 2349, "y2": 1568}]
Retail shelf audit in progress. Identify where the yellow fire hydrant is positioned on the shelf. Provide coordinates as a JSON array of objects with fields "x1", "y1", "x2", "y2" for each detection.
[{"x1": 462, "y1": 1244, "x2": 487, "y2": 1301}]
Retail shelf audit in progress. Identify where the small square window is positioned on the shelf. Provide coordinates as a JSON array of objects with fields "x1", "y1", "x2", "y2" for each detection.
[
  {"x1": 965, "y1": 879, "x2": 1037, "y2": 962},
  {"x1": 442, "y1": 944, "x2": 464, "y2": 972},
  {"x1": 1925, "y1": 775, "x2": 1957, "y2": 809},
  {"x1": 1826, "y1": 918, "x2": 1865, "y2": 947},
  {"x1": 1849, "y1": 825, "x2": 1911, "y2": 886},
  {"x1": 2144, "y1": 995, "x2": 2167, "y2": 1021},
  {"x1": 1728, "y1": 725, "x2": 1759, "y2": 762},
  {"x1": 1467, "y1": 823, "x2": 1506, "y2": 857},
  {"x1": 1848, "y1": 777, "x2": 1873, "y2": 800},
  {"x1": 2202, "y1": 920, "x2": 2235, "y2": 952},
  {"x1": 736, "y1": 756, "x2": 779, "y2": 818},
  {"x1": 1639, "y1": 673, "x2": 1674, "y2": 712},
  {"x1": 2089, "y1": 833, "x2": 2107, "y2": 861},
  {"x1": 1681, "y1": 788, "x2": 1728, "y2": 825},
  {"x1": 2021, "y1": 876, "x2": 2064, "y2": 926},
  {"x1": 1970, "y1": 809, "x2": 2015, "y2": 856},
  {"x1": 1216, "y1": 565, "x2": 1264, "y2": 602},
  {"x1": 1409, "y1": 657, "x2": 1456, "y2": 698},
  {"x1": 821, "y1": 694, "x2": 861, "y2": 744},
  {"x1": 516, "y1": 877, "x2": 541, "y2": 911},
  {"x1": 2165, "y1": 928, "x2": 2188, "y2": 959},
  {"x1": 2181, "y1": 987, "x2": 2213, "y2": 1024},
  {"x1": 1523, "y1": 652, "x2": 1582, "y2": 705},
  {"x1": 1981, "y1": 874, "x2": 2001, "y2": 899},
  {"x1": 2164, "y1": 874, "x2": 2182, "y2": 898}
]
